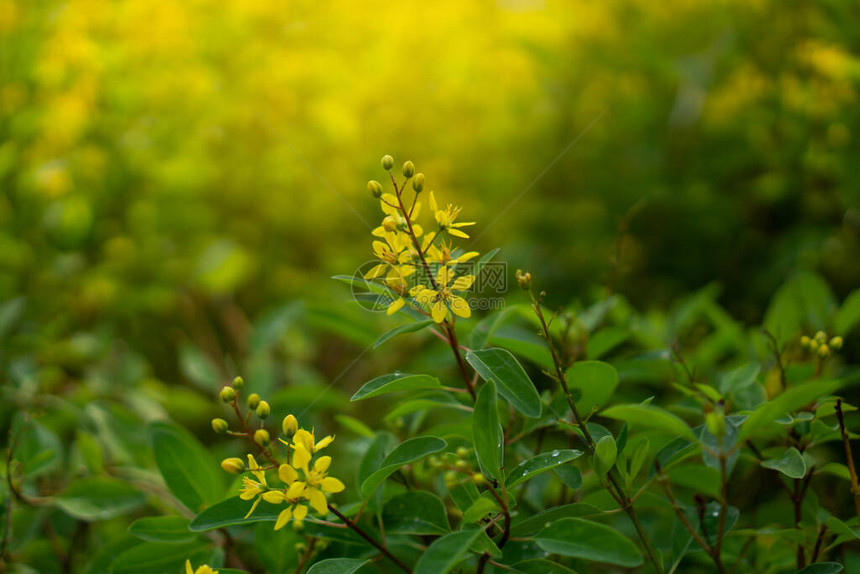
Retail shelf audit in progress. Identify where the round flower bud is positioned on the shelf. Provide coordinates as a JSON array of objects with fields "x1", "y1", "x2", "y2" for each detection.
[
  {"x1": 830, "y1": 336, "x2": 843, "y2": 350},
  {"x1": 219, "y1": 386, "x2": 235, "y2": 403},
  {"x1": 472, "y1": 473, "x2": 486, "y2": 485},
  {"x1": 456, "y1": 446, "x2": 469, "y2": 458},
  {"x1": 515, "y1": 269, "x2": 532, "y2": 290},
  {"x1": 382, "y1": 215, "x2": 398, "y2": 232},
  {"x1": 232, "y1": 376, "x2": 244, "y2": 389},
  {"x1": 367, "y1": 180, "x2": 383, "y2": 198},
  {"x1": 818, "y1": 344, "x2": 831, "y2": 359},
  {"x1": 800, "y1": 336, "x2": 811, "y2": 348},
  {"x1": 256, "y1": 400, "x2": 271, "y2": 419},
  {"x1": 292, "y1": 520, "x2": 305, "y2": 532},
  {"x1": 247, "y1": 393, "x2": 261, "y2": 410},
  {"x1": 294, "y1": 542, "x2": 307, "y2": 553},
  {"x1": 454, "y1": 459, "x2": 468, "y2": 470},
  {"x1": 444, "y1": 471, "x2": 458, "y2": 487},
  {"x1": 221, "y1": 457, "x2": 245, "y2": 474},
  {"x1": 815, "y1": 330, "x2": 828, "y2": 343},
  {"x1": 381, "y1": 155, "x2": 394, "y2": 170},
  {"x1": 412, "y1": 173, "x2": 425, "y2": 192},
  {"x1": 254, "y1": 428, "x2": 271, "y2": 446},
  {"x1": 282, "y1": 414, "x2": 298, "y2": 436},
  {"x1": 402, "y1": 161, "x2": 414, "y2": 178},
  {"x1": 705, "y1": 411, "x2": 726, "y2": 438},
  {"x1": 211, "y1": 418, "x2": 229, "y2": 434},
  {"x1": 809, "y1": 339, "x2": 820, "y2": 351}
]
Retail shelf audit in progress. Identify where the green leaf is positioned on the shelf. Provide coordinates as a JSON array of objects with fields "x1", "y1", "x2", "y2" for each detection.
[
  {"x1": 628, "y1": 437, "x2": 650, "y2": 481},
  {"x1": 666, "y1": 464, "x2": 721, "y2": 498},
  {"x1": 128, "y1": 516, "x2": 195, "y2": 543},
  {"x1": 566, "y1": 361, "x2": 619, "y2": 415},
  {"x1": 333, "y1": 415, "x2": 375, "y2": 438},
  {"x1": 506, "y1": 449, "x2": 582, "y2": 488},
  {"x1": 466, "y1": 348, "x2": 541, "y2": 417},
  {"x1": 586, "y1": 327, "x2": 630, "y2": 360},
  {"x1": 594, "y1": 435, "x2": 617, "y2": 477},
  {"x1": 510, "y1": 503, "x2": 601, "y2": 538},
  {"x1": 601, "y1": 404, "x2": 696, "y2": 441},
  {"x1": 361, "y1": 436, "x2": 447, "y2": 497},
  {"x1": 373, "y1": 320, "x2": 435, "y2": 349},
  {"x1": 514, "y1": 560, "x2": 578, "y2": 574},
  {"x1": 762, "y1": 447, "x2": 807, "y2": 479},
  {"x1": 255, "y1": 522, "x2": 301, "y2": 574},
  {"x1": 178, "y1": 344, "x2": 220, "y2": 391},
  {"x1": 306, "y1": 558, "x2": 369, "y2": 574},
  {"x1": 110, "y1": 540, "x2": 211, "y2": 574},
  {"x1": 739, "y1": 379, "x2": 843, "y2": 441},
  {"x1": 720, "y1": 363, "x2": 760, "y2": 395},
  {"x1": 536, "y1": 518, "x2": 643, "y2": 567},
  {"x1": 382, "y1": 491, "x2": 450, "y2": 535},
  {"x1": 473, "y1": 380, "x2": 503, "y2": 482},
  {"x1": 462, "y1": 495, "x2": 500, "y2": 524},
  {"x1": 351, "y1": 372, "x2": 442, "y2": 401},
  {"x1": 150, "y1": 421, "x2": 223, "y2": 512},
  {"x1": 836, "y1": 288, "x2": 860, "y2": 335},
  {"x1": 763, "y1": 271, "x2": 835, "y2": 343},
  {"x1": 55, "y1": 477, "x2": 145, "y2": 521},
  {"x1": 795, "y1": 563, "x2": 843, "y2": 574},
  {"x1": 413, "y1": 528, "x2": 484, "y2": 574},
  {"x1": 190, "y1": 496, "x2": 281, "y2": 531}
]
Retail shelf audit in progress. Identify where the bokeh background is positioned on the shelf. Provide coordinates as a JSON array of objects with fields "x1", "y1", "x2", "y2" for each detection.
[{"x1": 2, "y1": 0, "x2": 860, "y2": 417}]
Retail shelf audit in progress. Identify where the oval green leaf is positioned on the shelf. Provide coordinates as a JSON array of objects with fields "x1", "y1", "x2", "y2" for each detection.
[
  {"x1": 307, "y1": 558, "x2": 369, "y2": 574},
  {"x1": 466, "y1": 348, "x2": 542, "y2": 417},
  {"x1": 150, "y1": 421, "x2": 223, "y2": 513},
  {"x1": 382, "y1": 491, "x2": 450, "y2": 535},
  {"x1": 795, "y1": 562, "x2": 843, "y2": 574},
  {"x1": 128, "y1": 516, "x2": 195, "y2": 543},
  {"x1": 506, "y1": 449, "x2": 582, "y2": 489},
  {"x1": 601, "y1": 404, "x2": 696, "y2": 441},
  {"x1": 473, "y1": 380, "x2": 503, "y2": 482},
  {"x1": 566, "y1": 361, "x2": 618, "y2": 415},
  {"x1": 511, "y1": 503, "x2": 601, "y2": 538},
  {"x1": 414, "y1": 528, "x2": 484, "y2": 574},
  {"x1": 536, "y1": 517, "x2": 643, "y2": 567},
  {"x1": 360, "y1": 436, "x2": 447, "y2": 497},
  {"x1": 111, "y1": 540, "x2": 212, "y2": 574},
  {"x1": 373, "y1": 320, "x2": 435, "y2": 349},
  {"x1": 189, "y1": 496, "x2": 282, "y2": 531},
  {"x1": 55, "y1": 477, "x2": 146, "y2": 521},
  {"x1": 762, "y1": 446, "x2": 807, "y2": 479},
  {"x1": 351, "y1": 372, "x2": 442, "y2": 401}
]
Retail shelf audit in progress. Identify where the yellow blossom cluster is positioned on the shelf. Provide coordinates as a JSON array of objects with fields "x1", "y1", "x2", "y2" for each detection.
[{"x1": 365, "y1": 156, "x2": 479, "y2": 323}]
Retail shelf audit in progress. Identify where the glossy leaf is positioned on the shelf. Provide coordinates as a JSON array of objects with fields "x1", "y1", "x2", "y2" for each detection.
[
  {"x1": 413, "y1": 528, "x2": 483, "y2": 574},
  {"x1": 602, "y1": 404, "x2": 696, "y2": 441},
  {"x1": 514, "y1": 560, "x2": 578, "y2": 574},
  {"x1": 150, "y1": 421, "x2": 223, "y2": 512},
  {"x1": 739, "y1": 379, "x2": 843, "y2": 441},
  {"x1": 128, "y1": 516, "x2": 195, "y2": 543},
  {"x1": 382, "y1": 491, "x2": 450, "y2": 535},
  {"x1": 720, "y1": 363, "x2": 760, "y2": 395},
  {"x1": 361, "y1": 436, "x2": 447, "y2": 497},
  {"x1": 466, "y1": 348, "x2": 542, "y2": 417},
  {"x1": 373, "y1": 320, "x2": 435, "y2": 349},
  {"x1": 351, "y1": 372, "x2": 441, "y2": 401},
  {"x1": 190, "y1": 496, "x2": 283, "y2": 531},
  {"x1": 56, "y1": 477, "x2": 145, "y2": 521},
  {"x1": 307, "y1": 558, "x2": 369, "y2": 574},
  {"x1": 762, "y1": 447, "x2": 807, "y2": 479},
  {"x1": 473, "y1": 380, "x2": 503, "y2": 482},
  {"x1": 536, "y1": 518, "x2": 643, "y2": 567},
  {"x1": 110, "y1": 540, "x2": 211, "y2": 574},
  {"x1": 566, "y1": 361, "x2": 618, "y2": 415},
  {"x1": 795, "y1": 564, "x2": 844, "y2": 574},
  {"x1": 506, "y1": 449, "x2": 582, "y2": 488},
  {"x1": 510, "y1": 503, "x2": 601, "y2": 538},
  {"x1": 594, "y1": 435, "x2": 617, "y2": 477}
]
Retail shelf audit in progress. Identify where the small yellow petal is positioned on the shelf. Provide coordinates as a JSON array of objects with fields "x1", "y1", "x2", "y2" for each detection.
[
  {"x1": 293, "y1": 504, "x2": 309, "y2": 521},
  {"x1": 364, "y1": 264, "x2": 388, "y2": 280},
  {"x1": 244, "y1": 496, "x2": 261, "y2": 519},
  {"x1": 186, "y1": 560, "x2": 194, "y2": 574},
  {"x1": 274, "y1": 506, "x2": 292, "y2": 530},
  {"x1": 431, "y1": 300, "x2": 448, "y2": 323},
  {"x1": 453, "y1": 251, "x2": 480, "y2": 263},
  {"x1": 292, "y1": 444, "x2": 312, "y2": 469},
  {"x1": 287, "y1": 481, "x2": 306, "y2": 499},
  {"x1": 429, "y1": 191, "x2": 438, "y2": 212},
  {"x1": 387, "y1": 298, "x2": 405, "y2": 315},
  {"x1": 314, "y1": 435, "x2": 335, "y2": 451},
  {"x1": 447, "y1": 228, "x2": 470, "y2": 239},
  {"x1": 293, "y1": 429, "x2": 314, "y2": 452},
  {"x1": 279, "y1": 464, "x2": 298, "y2": 484},
  {"x1": 314, "y1": 456, "x2": 332, "y2": 473},
  {"x1": 451, "y1": 296, "x2": 471, "y2": 318},
  {"x1": 411, "y1": 202, "x2": 422, "y2": 220},
  {"x1": 321, "y1": 477, "x2": 346, "y2": 493},
  {"x1": 451, "y1": 275, "x2": 475, "y2": 291},
  {"x1": 308, "y1": 488, "x2": 328, "y2": 514},
  {"x1": 262, "y1": 490, "x2": 285, "y2": 504}
]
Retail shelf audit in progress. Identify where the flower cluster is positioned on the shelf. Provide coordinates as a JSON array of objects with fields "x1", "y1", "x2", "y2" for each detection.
[
  {"x1": 800, "y1": 330, "x2": 843, "y2": 359},
  {"x1": 213, "y1": 377, "x2": 345, "y2": 530},
  {"x1": 365, "y1": 156, "x2": 479, "y2": 323}
]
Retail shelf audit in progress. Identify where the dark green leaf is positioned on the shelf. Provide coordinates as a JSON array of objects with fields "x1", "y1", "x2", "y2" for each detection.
[
  {"x1": 506, "y1": 449, "x2": 582, "y2": 488},
  {"x1": 150, "y1": 421, "x2": 223, "y2": 512},
  {"x1": 739, "y1": 379, "x2": 843, "y2": 441},
  {"x1": 382, "y1": 491, "x2": 450, "y2": 535},
  {"x1": 473, "y1": 380, "x2": 503, "y2": 482},
  {"x1": 56, "y1": 477, "x2": 145, "y2": 521},
  {"x1": 514, "y1": 560, "x2": 578, "y2": 574},
  {"x1": 466, "y1": 348, "x2": 541, "y2": 417},
  {"x1": 594, "y1": 435, "x2": 617, "y2": 477},
  {"x1": 510, "y1": 503, "x2": 600, "y2": 538},
  {"x1": 373, "y1": 320, "x2": 435, "y2": 349},
  {"x1": 720, "y1": 363, "x2": 760, "y2": 395},
  {"x1": 351, "y1": 372, "x2": 442, "y2": 401},
  {"x1": 762, "y1": 447, "x2": 807, "y2": 479},
  {"x1": 536, "y1": 518, "x2": 643, "y2": 567},
  {"x1": 566, "y1": 361, "x2": 618, "y2": 415},
  {"x1": 110, "y1": 540, "x2": 211, "y2": 574},
  {"x1": 128, "y1": 516, "x2": 195, "y2": 543},
  {"x1": 306, "y1": 558, "x2": 369, "y2": 574},
  {"x1": 413, "y1": 528, "x2": 483, "y2": 574},
  {"x1": 602, "y1": 404, "x2": 696, "y2": 441},
  {"x1": 189, "y1": 496, "x2": 282, "y2": 531},
  {"x1": 795, "y1": 563, "x2": 843, "y2": 574},
  {"x1": 361, "y1": 436, "x2": 447, "y2": 497}
]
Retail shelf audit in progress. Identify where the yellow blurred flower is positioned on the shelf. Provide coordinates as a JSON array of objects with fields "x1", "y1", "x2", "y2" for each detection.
[
  {"x1": 429, "y1": 191, "x2": 475, "y2": 239},
  {"x1": 185, "y1": 560, "x2": 217, "y2": 574},
  {"x1": 413, "y1": 265, "x2": 475, "y2": 323}
]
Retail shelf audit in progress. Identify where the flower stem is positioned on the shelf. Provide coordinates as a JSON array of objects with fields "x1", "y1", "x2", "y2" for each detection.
[{"x1": 327, "y1": 504, "x2": 412, "y2": 573}]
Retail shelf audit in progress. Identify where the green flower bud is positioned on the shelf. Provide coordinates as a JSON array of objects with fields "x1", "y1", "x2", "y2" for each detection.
[
  {"x1": 256, "y1": 400, "x2": 271, "y2": 419},
  {"x1": 254, "y1": 428, "x2": 271, "y2": 446},
  {"x1": 444, "y1": 470, "x2": 458, "y2": 487},
  {"x1": 809, "y1": 339, "x2": 820, "y2": 351},
  {"x1": 232, "y1": 376, "x2": 244, "y2": 389},
  {"x1": 454, "y1": 459, "x2": 468, "y2": 470},
  {"x1": 294, "y1": 542, "x2": 308, "y2": 553},
  {"x1": 402, "y1": 161, "x2": 414, "y2": 178},
  {"x1": 219, "y1": 386, "x2": 235, "y2": 403},
  {"x1": 800, "y1": 336, "x2": 811, "y2": 348},
  {"x1": 247, "y1": 393, "x2": 261, "y2": 410},
  {"x1": 815, "y1": 330, "x2": 828, "y2": 343},
  {"x1": 472, "y1": 473, "x2": 486, "y2": 485},
  {"x1": 515, "y1": 269, "x2": 532, "y2": 290},
  {"x1": 211, "y1": 418, "x2": 229, "y2": 433},
  {"x1": 412, "y1": 173, "x2": 425, "y2": 192},
  {"x1": 381, "y1": 155, "x2": 394, "y2": 170},
  {"x1": 282, "y1": 414, "x2": 298, "y2": 436},
  {"x1": 830, "y1": 336, "x2": 843, "y2": 350},
  {"x1": 292, "y1": 519, "x2": 305, "y2": 532},
  {"x1": 221, "y1": 457, "x2": 245, "y2": 474},
  {"x1": 818, "y1": 344, "x2": 831, "y2": 359},
  {"x1": 367, "y1": 180, "x2": 383, "y2": 198},
  {"x1": 705, "y1": 410, "x2": 726, "y2": 438},
  {"x1": 455, "y1": 446, "x2": 469, "y2": 458}
]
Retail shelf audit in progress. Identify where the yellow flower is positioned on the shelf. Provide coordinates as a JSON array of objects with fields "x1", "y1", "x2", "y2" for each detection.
[
  {"x1": 373, "y1": 194, "x2": 423, "y2": 238},
  {"x1": 239, "y1": 454, "x2": 281, "y2": 518},
  {"x1": 289, "y1": 428, "x2": 335, "y2": 455},
  {"x1": 364, "y1": 233, "x2": 415, "y2": 281},
  {"x1": 413, "y1": 265, "x2": 474, "y2": 323},
  {"x1": 429, "y1": 191, "x2": 475, "y2": 239},
  {"x1": 425, "y1": 238, "x2": 479, "y2": 266},
  {"x1": 287, "y1": 455, "x2": 346, "y2": 515},
  {"x1": 185, "y1": 560, "x2": 218, "y2": 574}
]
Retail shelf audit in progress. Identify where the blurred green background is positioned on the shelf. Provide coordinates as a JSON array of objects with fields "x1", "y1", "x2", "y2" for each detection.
[{"x1": 2, "y1": 0, "x2": 859, "y2": 402}]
